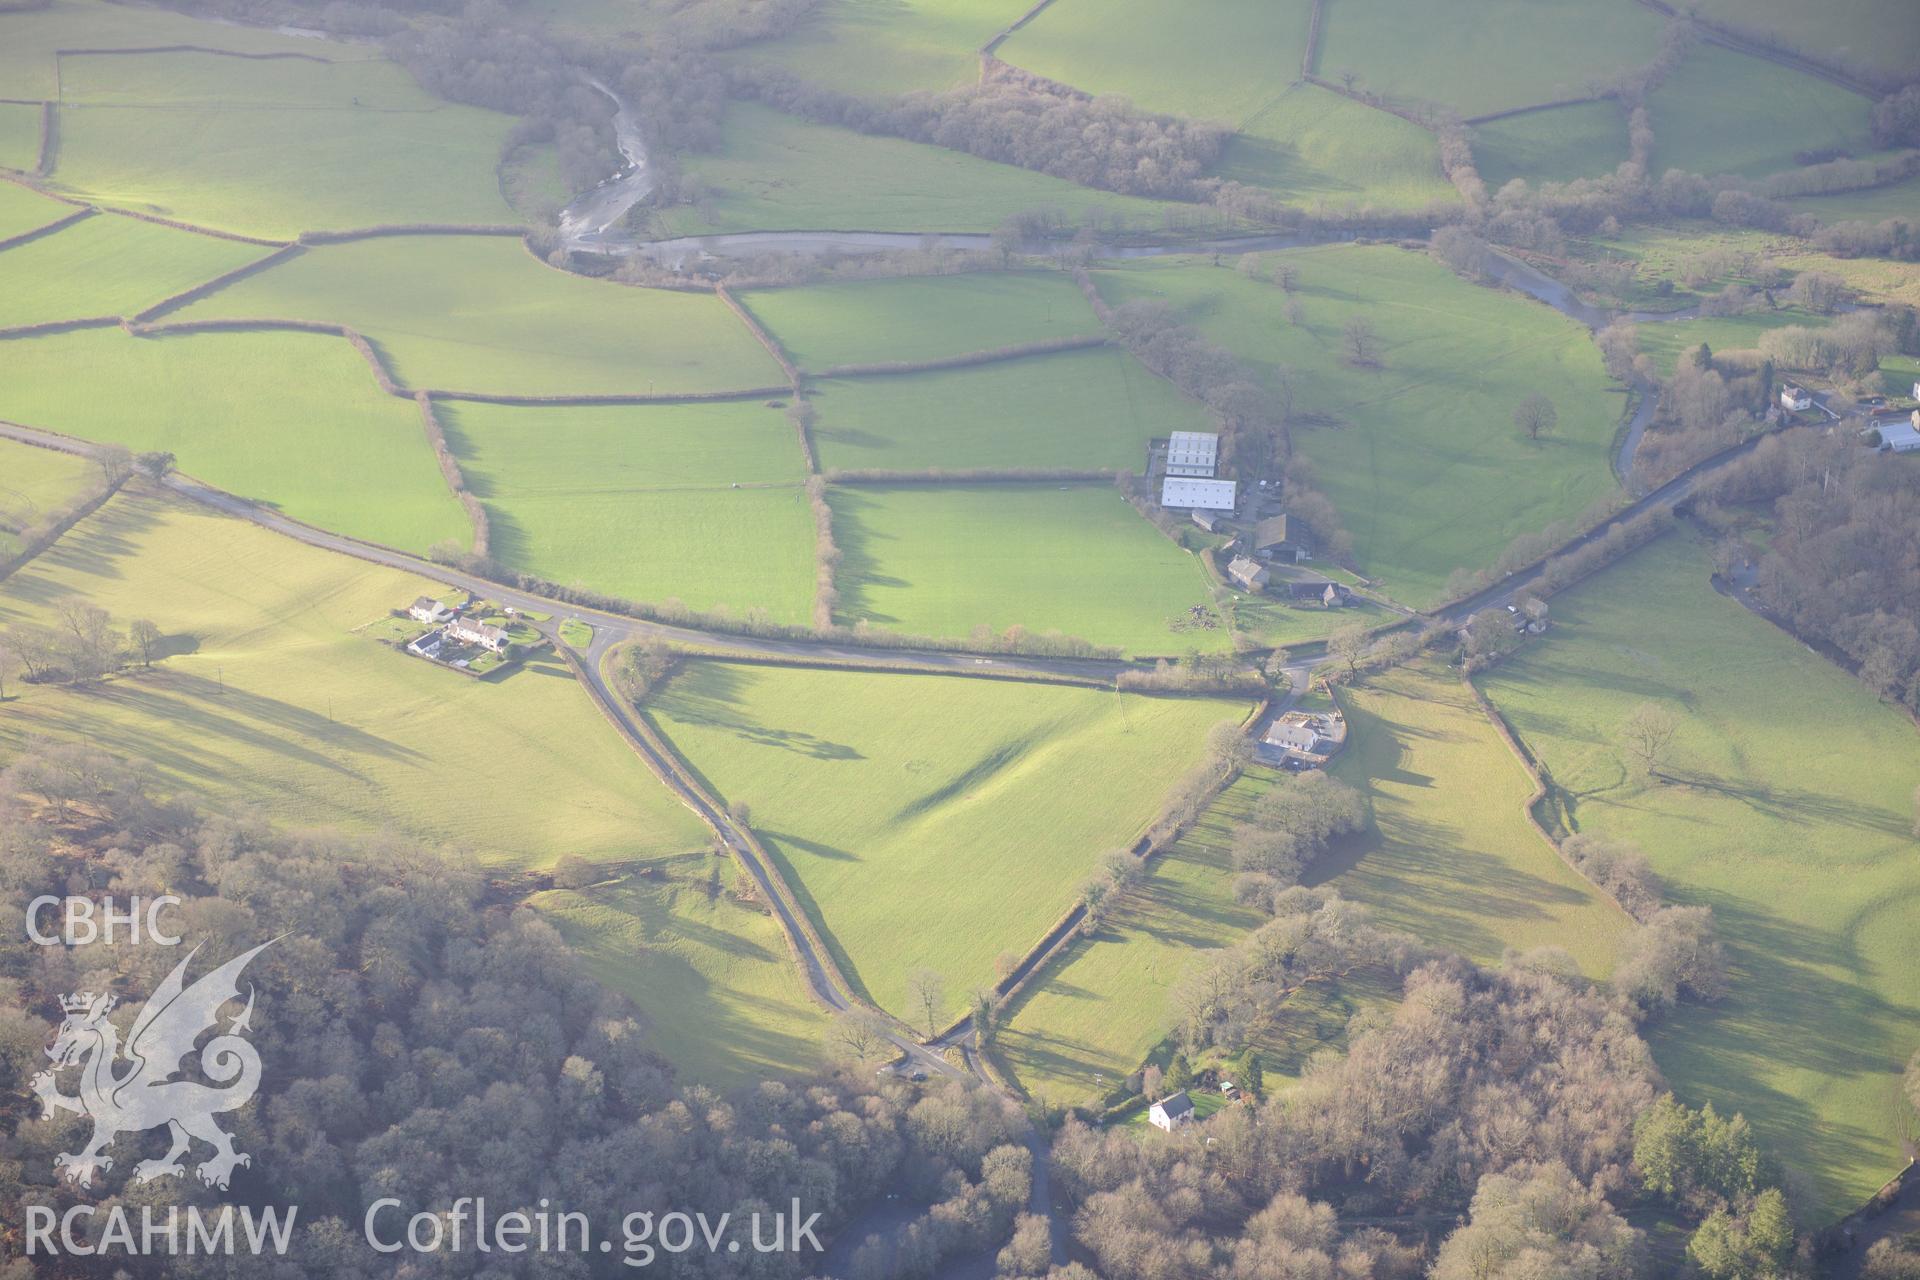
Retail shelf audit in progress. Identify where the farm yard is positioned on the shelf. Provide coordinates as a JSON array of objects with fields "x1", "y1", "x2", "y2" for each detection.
[
  {"x1": 646, "y1": 661, "x2": 1248, "y2": 1024},
  {"x1": 829, "y1": 483, "x2": 1233, "y2": 654},
  {"x1": 0, "y1": 326, "x2": 470, "y2": 552},
  {"x1": 0, "y1": 489, "x2": 709, "y2": 866},
  {"x1": 1480, "y1": 534, "x2": 1920, "y2": 1220},
  {"x1": 1092, "y1": 247, "x2": 1627, "y2": 607}
]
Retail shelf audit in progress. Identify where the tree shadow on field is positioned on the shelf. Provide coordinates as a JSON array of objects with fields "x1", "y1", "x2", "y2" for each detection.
[
  {"x1": 0, "y1": 494, "x2": 166, "y2": 618},
  {"x1": 765, "y1": 830, "x2": 860, "y2": 863},
  {"x1": 821, "y1": 487, "x2": 904, "y2": 624},
  {"x1": 656, "y1": 661, "x2": 864, "y2": 760},
  {"x1": 1659, "y1": 769, "x2": 1911, "y2": 839}
]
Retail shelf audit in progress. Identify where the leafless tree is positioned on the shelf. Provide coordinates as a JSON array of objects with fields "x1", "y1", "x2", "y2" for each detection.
[
  {"x1": 127, "y1": 618, "x2": 162, "y2": 668},
  {"x1": 1514, "y1": 392, "x2": 1558, "y2": 441},
  {"x1": 905, "y1": 967, "x2": 945, "y2": 1038},
  {"x1": 828, "y1": 1009, "x2": 891, "y2": 1064},
  {"x1": 1342, "y1": 317, "x2": 1380, "y2": 367},
  {"x1": 1620, "y1": 702, "x2": 1679, "y2": 778}
]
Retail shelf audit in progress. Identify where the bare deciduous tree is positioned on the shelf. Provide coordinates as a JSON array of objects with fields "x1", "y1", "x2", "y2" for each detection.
[
  {"x1": 1514, "y1": 392, "x2": 1558, "y2": 441},
  {"x1": 1342, "y1": 317, "x2": 1380, "y2": 367},
  {"x1": 905, "y1": 967, "x2": 945, "y2": 1038},
  {"x1": 829, "y1": 1009, "x2": 891, "y2": 1064},
  {"x1": 128, "y1": 618, "x2": 162, "y2": 668},
  {"x1": 1621, "y1": 702, "x2": 1679, "y2": 778}
]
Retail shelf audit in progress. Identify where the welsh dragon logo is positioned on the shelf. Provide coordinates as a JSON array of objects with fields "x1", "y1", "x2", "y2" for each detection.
[{"x1": 32, "y1": 940, "x2": 274, "y2": 1190}]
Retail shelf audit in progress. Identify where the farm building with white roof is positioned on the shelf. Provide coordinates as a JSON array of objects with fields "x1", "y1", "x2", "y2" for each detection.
[
  {"x1": 1161, "y1": 476, "x2": 1237, "y2": 511},
  {"x1": 1165, "y1": 431, "x2": 1220, "y2": 477}
]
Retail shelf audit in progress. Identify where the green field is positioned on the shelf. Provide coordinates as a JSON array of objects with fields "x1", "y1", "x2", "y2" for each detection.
[
  {"x1": 1312, "y1": 663, "x2": 1628, "y2": 975},
  {"x1": 994, "y1": 767, "x2": 1270, "y2": 1106},
  {"x1": 740, "y1": 271, "x2": 1103, "y2": 371},
  {"x1": 727, "y1": 0, "x2": 1027, "y2": 97},
  {"x1": 648, "y1": 661, "x2": 1247, "y2": 1022},
  {"x1": 440, "y1": 399, "x2": 817, "y2": 622},
  {"x1": 1218, "y1": 83, "x2": 1459, "y2": 211},
  {"x1": 655, "y1": 102, "x2": 1189, "y2": 237},
  {"x1": 1648, "y1": 44, "x2": 1877, "y2": 180},
  {"x1": 532, "y1": 860, "x2": 829, "y2": 1091},
  {"x1": 0, "y1": 101, "x2": 39, "y2": 172},
  {"x1": 0, "y1": 438, "x2": 94, "y2": 560},
  {"x1": 178, "y1": 235, "x2": 783, "y2": 397},
  {"x1": 810, "y1": 347, "x2": 1208, "y2": 474},
  {"x1": 1473, "y1": 101, "x2": 1631, "y2": 190},
  {"x1": 996, "y1": 0, "x2": 1311, "y2": 123},
  {"x1": 1684, "y1": 0, "x2": 1920, "y2": 93},
  {"x1": 0, "y1": 213, "x2": 260, "y2": 328},
  {"x1": 0, "y1": 180, "x2": 72, "y2": 240},
  {"x1": 1788, "y1": 173, "x2": 1920, "y2": 224},
  {"x1": 1479, "y1": 533, "x2": 1920, "y2": 1218},
  {"x1": 1094, "y1": 247, "x2": 1625, "y2": 607},
  {"x1": 830, "y1": 483, "x2": 1232, "y2": 654},
  {"x1": 0, "y1": 0, "x2": 360, "y2": 101},
  {"x1": 1635, "y1": 306, "x2": 1830, "y2": 375},
  {"x1": 49, "y1": 49, "x2": 512, "y2": 238},
  {"x1": 1315, "y1": 0, "x2": 1667, "y2": 118},
  {"x1": 1223, "y1": 584, "x2": 1397, "y2": 650},
  {"x1": 0, "y1": 489, "x2": 709, "y2": 865},
  {"x1": 0, "y1": 326, "x2": 468, "y2": 552}
]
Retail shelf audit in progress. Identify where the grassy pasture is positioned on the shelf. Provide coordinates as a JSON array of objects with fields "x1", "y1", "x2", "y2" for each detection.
[
  {"x1": 1479, "y1": 533, "x2": 1920, "y2": 1219},
  {"x1": 0, "y1": 0, "x2": 364, "y2": 101},
  {"x1": 0, "y1": 437, "x2": 94, "y2": 560},
  {"x1": 178, "y1": 236, "x2": 783, "y2": 397},
  {"x1": 1217, "y1": 84, "x2": 1458, "y2": 211},
  {"x1": 439, "y1": 399, "x2": 817, "y2": 623},
  {"x1": 0, "y1": 326, "x2": 468, "y2": 552},
  {"x1": 1310, "y1": 662, "x2": 1629, "y2": 975},
  {"x1": 1589, "y1": 221, "x2": 1920, "y2": 309},
  {"x1": 830, "y1": 483, "x2": 1233, "y2": 654},
  {"x1": 654, "y1": 102, "x2": 1188, "y2": 236},
  {"x1": 0, "y1": 180, "x2": 72, "y2": 239},
  {"x1": 50, "y1": 49, "x2": 512, "y2": 238},
  {"x1": 995, "y1": 767, "x2": 1273, "y2": 1106},
  {"x1": 810, "y1": 347, "x2": 1209, "y2": 474},
  {"x1": 1092, "y1": 247, "x2": 1624, "y2": 608},
  {"x1": 726, "y1": 0, "x2": 1028, "y2": 97},
  {"x1": 0, "y1": 490, "x2": 709, "y2": 866},
  {"x1": 1473, "y1": 102, "x2": 1631, "y2": 190},
  {"x1": 647, "y1": 661, "x2": 1247, "y2": 1022},
  {"x1": 1648, "y1": 45, "x2": 1877, "y2": 180},
  {"x1": 1788, "y1": 173, "x2": 1920, "y2": 224},
  {"x1": 0, "y1": 213, "x2": 260, "y2": 328},
  {"x1": 0, "y1": 102, "x2": 39, "y2": 171},
  {"x1": 1683, "y1": 0, "x2": 1920, "y2": 93},
  {"x1": 1315, "y1": 0, "x2": 1667, "y2": 119},
  {"x1": 1223, "y1": 585, "x2": 1397, "y2": 650},
  {"x1": 531, "y1": 861, "x2": 828, "y2": 1091},
  {"x1": 1634, "y1": 306, "x2": 1830, "y2": 375},
  {"x1": 995, "y1": 0, "x2": 1311, "y2": 124},
  {"x1": 739, "y1": 271, "x2": 1102, "y2": 371}
]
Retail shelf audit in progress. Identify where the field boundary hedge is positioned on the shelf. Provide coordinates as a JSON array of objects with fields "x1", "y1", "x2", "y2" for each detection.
[
  {"x1": 132, "y1": 243, "x2": 304, "y2": 322},
  {"x1": 980, "y1": 0, "x2": 1061, "y2": 62},
  {"x1": 822, "y1": 467, "x2": 1116, "y2": 485},
  {"x1": 0, "y1": 205, "x2": 91, "y2": 252},
  {"x1": 1465, "y1": 96, "x2": 1608, "y2": 126},
  {"x1": 427, "y1": 385, "x2": 794, "y2": 407},
  {"x1": 0, "y1": 432, "x2": 120, "y2": 585},
  {"x1": 0, "y1": 315, "x2": 118, "y2": 340},
  {"x1": 414, "y1": 393, "x2": 488, "y2": 558},
  {"x1": 33, "y1": 101, "x2": 54, "y2": 176},
  {"x1": 53, "y1": 43, "x2": 333, "y2": 64},
  {"x1": 1301, "y1": 0, "x2": 1325, "y2": 77},
  {"x1": 816, "y1": 333, "x2": 1109, "y2": 379},
  {"x1": 296, "y1": 224, "x2": 526, "y2": 245},
  {"x1": 715, "y1": 282, "x2": 802, "y2": 388},
  {"x1": 661, "y1": 647, "x2": 1111, "y2": 688},
  {"x1": 1464, "y1": 674, "x2": 1637, "y2": 924},
  {"x1": 1629, "y1": 0, "x2": 1889, "y2": 94}
]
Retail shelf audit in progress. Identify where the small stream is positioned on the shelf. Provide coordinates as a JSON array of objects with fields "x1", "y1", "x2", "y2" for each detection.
[{"x1": 557, "y1": 76, "x2": 654, "y2": 244}]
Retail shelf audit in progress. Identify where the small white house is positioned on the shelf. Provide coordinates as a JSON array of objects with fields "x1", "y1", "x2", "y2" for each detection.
[
  {"x1": 446, "y1": 616, "x2": 510, "y2": 654},
  {"x1": 1161, "y1": 477, "x2": 1237, "y2": 512},
  {"x1": 408, "y1": 596, "x2": 452, "y2": 624},
  {"x1": 1148, "y1": 1091, "x2": 1195, "y2": 1131},
  {"x1": 1164, "y1": 431, "x2": 1220, "y2": 477},
  {"x1": 1780, "y1": 384, "x2": 1812, "y2": 412},
  {"x1": 1911, "y1": 379, "x2": 1920, "y2": 401}
]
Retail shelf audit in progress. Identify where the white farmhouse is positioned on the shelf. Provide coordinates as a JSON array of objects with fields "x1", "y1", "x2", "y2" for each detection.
[
  {"x1": 408, "y1": 596, "x2": 452, "y2": 624},
  {"x1": 1780, "y1": 384, "x2": 1812, "y2": 412},
  {"x1": 1161, "y1": 477, "x2": 1237, "y2": 512},
  {"x1": 1164, "y1": 431, "x2": 1220, "y2": 477},
  {"x1": 1148, "y1": 1091, "x2": 1195, "y2": 1131},
  {"x1": 446, "y1": 616, "x2": 511, "y2": 654}
]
